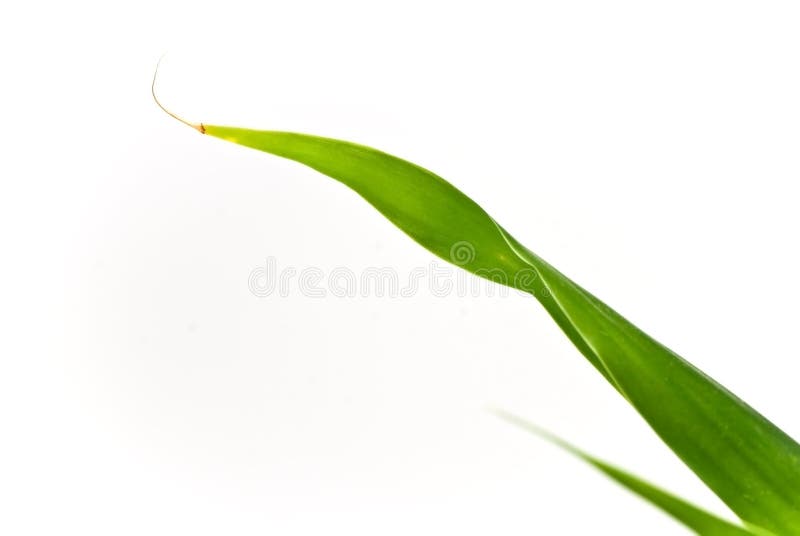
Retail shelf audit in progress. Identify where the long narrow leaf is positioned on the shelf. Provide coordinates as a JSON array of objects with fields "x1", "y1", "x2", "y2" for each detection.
[
  {"x1": 492, "y1": 409, "x2": 770, "y2": 536},
  {"x1": 193, "y1": 125, "x2": 800, "y2": 533}
]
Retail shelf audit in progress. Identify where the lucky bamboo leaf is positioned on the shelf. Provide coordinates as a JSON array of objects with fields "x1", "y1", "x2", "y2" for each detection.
[
  {"x1": 189, "y1": 125, "x2": 800, "y2": 532},
  {"x1": 492, "y1": 409, "x2": 772, "y2": 536},
  {"x1": 156, "y1": 96, "x2": 800, "y2": 533}
]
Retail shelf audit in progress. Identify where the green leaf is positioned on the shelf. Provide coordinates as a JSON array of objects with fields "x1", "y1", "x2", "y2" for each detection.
[
  {"x1": 197, "y1": 125, "x2": 800, "y2": 533},
  {"x1": 491, "y1": 409, "x2": 771, "y2": 536}
]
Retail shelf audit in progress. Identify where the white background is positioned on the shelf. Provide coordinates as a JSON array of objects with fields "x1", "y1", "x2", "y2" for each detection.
[{"x1": 2, "y1": 1, "x2": 799, "y2": 534}]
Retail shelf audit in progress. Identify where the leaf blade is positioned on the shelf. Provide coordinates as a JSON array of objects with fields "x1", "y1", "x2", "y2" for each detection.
[
  {"x1": 491, "y1": 409, "x2": 769, "y2": 536},
  {"x1": 202, "y1": 125, "x2": 800, "y2": 532}
]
